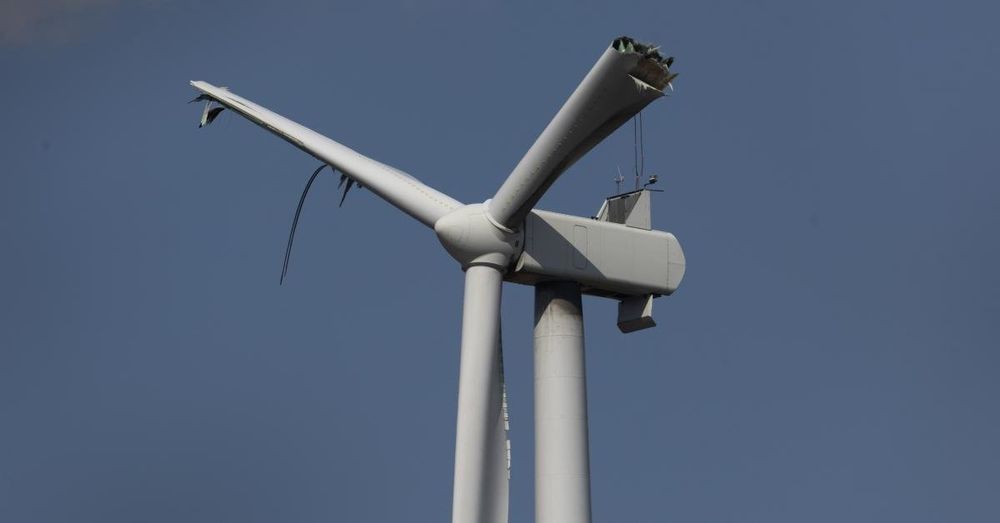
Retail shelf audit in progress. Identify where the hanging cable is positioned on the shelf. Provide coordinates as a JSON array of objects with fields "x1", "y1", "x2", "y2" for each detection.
[
  {"x1": 633, "y1": 116, "x2": 639, "y2": 178},
  {"x1": 280, "y1": 164, "x2": 332, "y2": 285},
  {"x1": 632, "y1": 112, "x2": 648, "y2": 190},
  {"x1": 639, "y1": 111, "x2": 646, "y2": 179},
  {"x1": 633, "y1": 115, "x2": 640, "y2": 190}
]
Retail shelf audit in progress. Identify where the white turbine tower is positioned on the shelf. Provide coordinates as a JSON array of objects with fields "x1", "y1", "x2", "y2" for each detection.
[{"x1": 190, "y1": 35, "x2": 685, "y2": 523}]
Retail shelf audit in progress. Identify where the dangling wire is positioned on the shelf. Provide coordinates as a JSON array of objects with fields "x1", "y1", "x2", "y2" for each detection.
[
  {"x1": 633, "y1": 116, "x2": 639, "y2": 190},
  {"x1": 280, "y1": 164, "x2": 331, "y2": 285},
  {"x1": 632, "y1": 112, "x2": 647, "y2": 190},
  {"x1": 639, "y1": 111, "x2": 646, "y2": 179}
]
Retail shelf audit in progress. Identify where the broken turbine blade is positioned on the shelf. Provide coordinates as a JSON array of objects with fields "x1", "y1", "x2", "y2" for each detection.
[
  {"x1": 199, "y1": 104, "x2": 226, "y2": 128},
  {"x1": 487, "y1": 35, "x2": 676, "y2": 229},
  {"x1": 187, "y1": 80, "x2": 461, "y2": 227},
  {"x1": 204, "y1": 106, "x2": 225, "y2": 127},
  {"x1": 199, "y1": 102, "x2": 212, "y2": 127},
  {"x1": 339, "y1": 178, "x2": 355, "y2": 207}
]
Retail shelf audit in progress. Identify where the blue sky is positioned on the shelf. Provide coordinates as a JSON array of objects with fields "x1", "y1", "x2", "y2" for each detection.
[{"x1": 1, "y1": 1, "x2": 998, "y2": 521}]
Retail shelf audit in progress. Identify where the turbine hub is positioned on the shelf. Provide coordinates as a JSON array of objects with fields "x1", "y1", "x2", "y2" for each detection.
[{"x1": 434, "y1": 203, "x2": 524, "y2": 271}]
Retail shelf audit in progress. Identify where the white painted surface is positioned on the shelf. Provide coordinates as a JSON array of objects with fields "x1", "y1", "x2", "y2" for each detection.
[
  {"x1": 512, "y1": 209, "x2": 685, "y2": 297},
  {"x1": 625, "y1": 190, "x2": 652, "y2": 230},
  {"x1": 534, "y1": 282, "x2": 592, "y2": 523},
  {"x1": 595, "y1": 189, "x2": 652, "y2": 230},
  {"x1": 434, "y1": 203, "x2": 523, "y2": 270},
  {"x1": 189, "y1": 81, "x2": 461, "y2": 228},
  {"x1": 452, "y1": 265, "x2": 508, "y2": 523},
  {"x1": 488, "y1": 44, "x2": 666, "y2": 230},
  {"x1": 190, "y1": 37, "x2": 685, "y2": 522}
]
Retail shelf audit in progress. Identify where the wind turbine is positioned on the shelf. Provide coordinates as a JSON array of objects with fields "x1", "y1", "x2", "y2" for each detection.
[{"x1": 190, "y1": 35, "x2": 685, "y2": 523}]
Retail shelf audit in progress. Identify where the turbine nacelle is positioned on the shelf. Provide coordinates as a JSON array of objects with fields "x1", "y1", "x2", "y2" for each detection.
[
  {"x1": 508, "y1": 209, "x2": 685, "y2": 299},
  {"x1": 434, "y1": 204, "x2": 687, "y2": 305}
]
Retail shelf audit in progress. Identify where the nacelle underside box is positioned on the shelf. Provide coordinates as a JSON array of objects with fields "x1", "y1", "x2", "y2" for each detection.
[{"x1": 507, "y1": 210, "x2": 685, "y2": 299}]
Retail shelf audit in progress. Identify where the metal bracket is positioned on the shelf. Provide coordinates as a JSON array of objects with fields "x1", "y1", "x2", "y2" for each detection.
[{"x1": 617, "y1": 294, "x2": 656, "y2": 333}]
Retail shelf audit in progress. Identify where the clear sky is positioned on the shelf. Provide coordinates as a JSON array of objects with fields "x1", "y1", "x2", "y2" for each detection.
[{"x1": 1, "y1": 0, "x2": 998, "y2": 521}]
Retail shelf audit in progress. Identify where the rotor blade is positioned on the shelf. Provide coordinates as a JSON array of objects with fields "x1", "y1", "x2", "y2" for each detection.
[
  {"x1": 488, "y1": 36, "x2": 675, "y2": 230},
  {"x1": 189, "y1": 81, "x2": 461, "y2": 228},
  {"x1": 452, "y1": 265, "x2": 508, "y2": 523}
]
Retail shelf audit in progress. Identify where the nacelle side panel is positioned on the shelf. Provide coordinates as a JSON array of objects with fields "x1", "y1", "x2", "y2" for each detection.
[{"x1": 507, "y1": 210, "x2": 685, "y2": 298}]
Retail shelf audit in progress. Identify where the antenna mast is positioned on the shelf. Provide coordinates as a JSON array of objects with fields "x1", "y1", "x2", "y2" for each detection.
[{"x1": 614, "y1": 166, "x2": 625, "y2": 194}]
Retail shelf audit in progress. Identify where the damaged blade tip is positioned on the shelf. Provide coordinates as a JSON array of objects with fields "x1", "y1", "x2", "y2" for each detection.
[{"x1": 612, "y1": 35, "x2": 677, "y2": 91}]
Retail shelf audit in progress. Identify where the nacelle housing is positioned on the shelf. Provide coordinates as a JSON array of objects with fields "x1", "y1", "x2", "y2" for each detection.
[{"x1": 506, "y1": 209, "x2": 685, "y2": 299}]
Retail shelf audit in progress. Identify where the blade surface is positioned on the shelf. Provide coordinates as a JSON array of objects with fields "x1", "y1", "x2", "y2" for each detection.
[
  {"x1": 189, "y1": 81, "x2": 461, "y2": 227},
  {"x1": 488, "y1": 37, "x2": 674, "y2": 230},
  {"x1": 452, "y1": 265, "x2": 508, "y2": 523}
]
